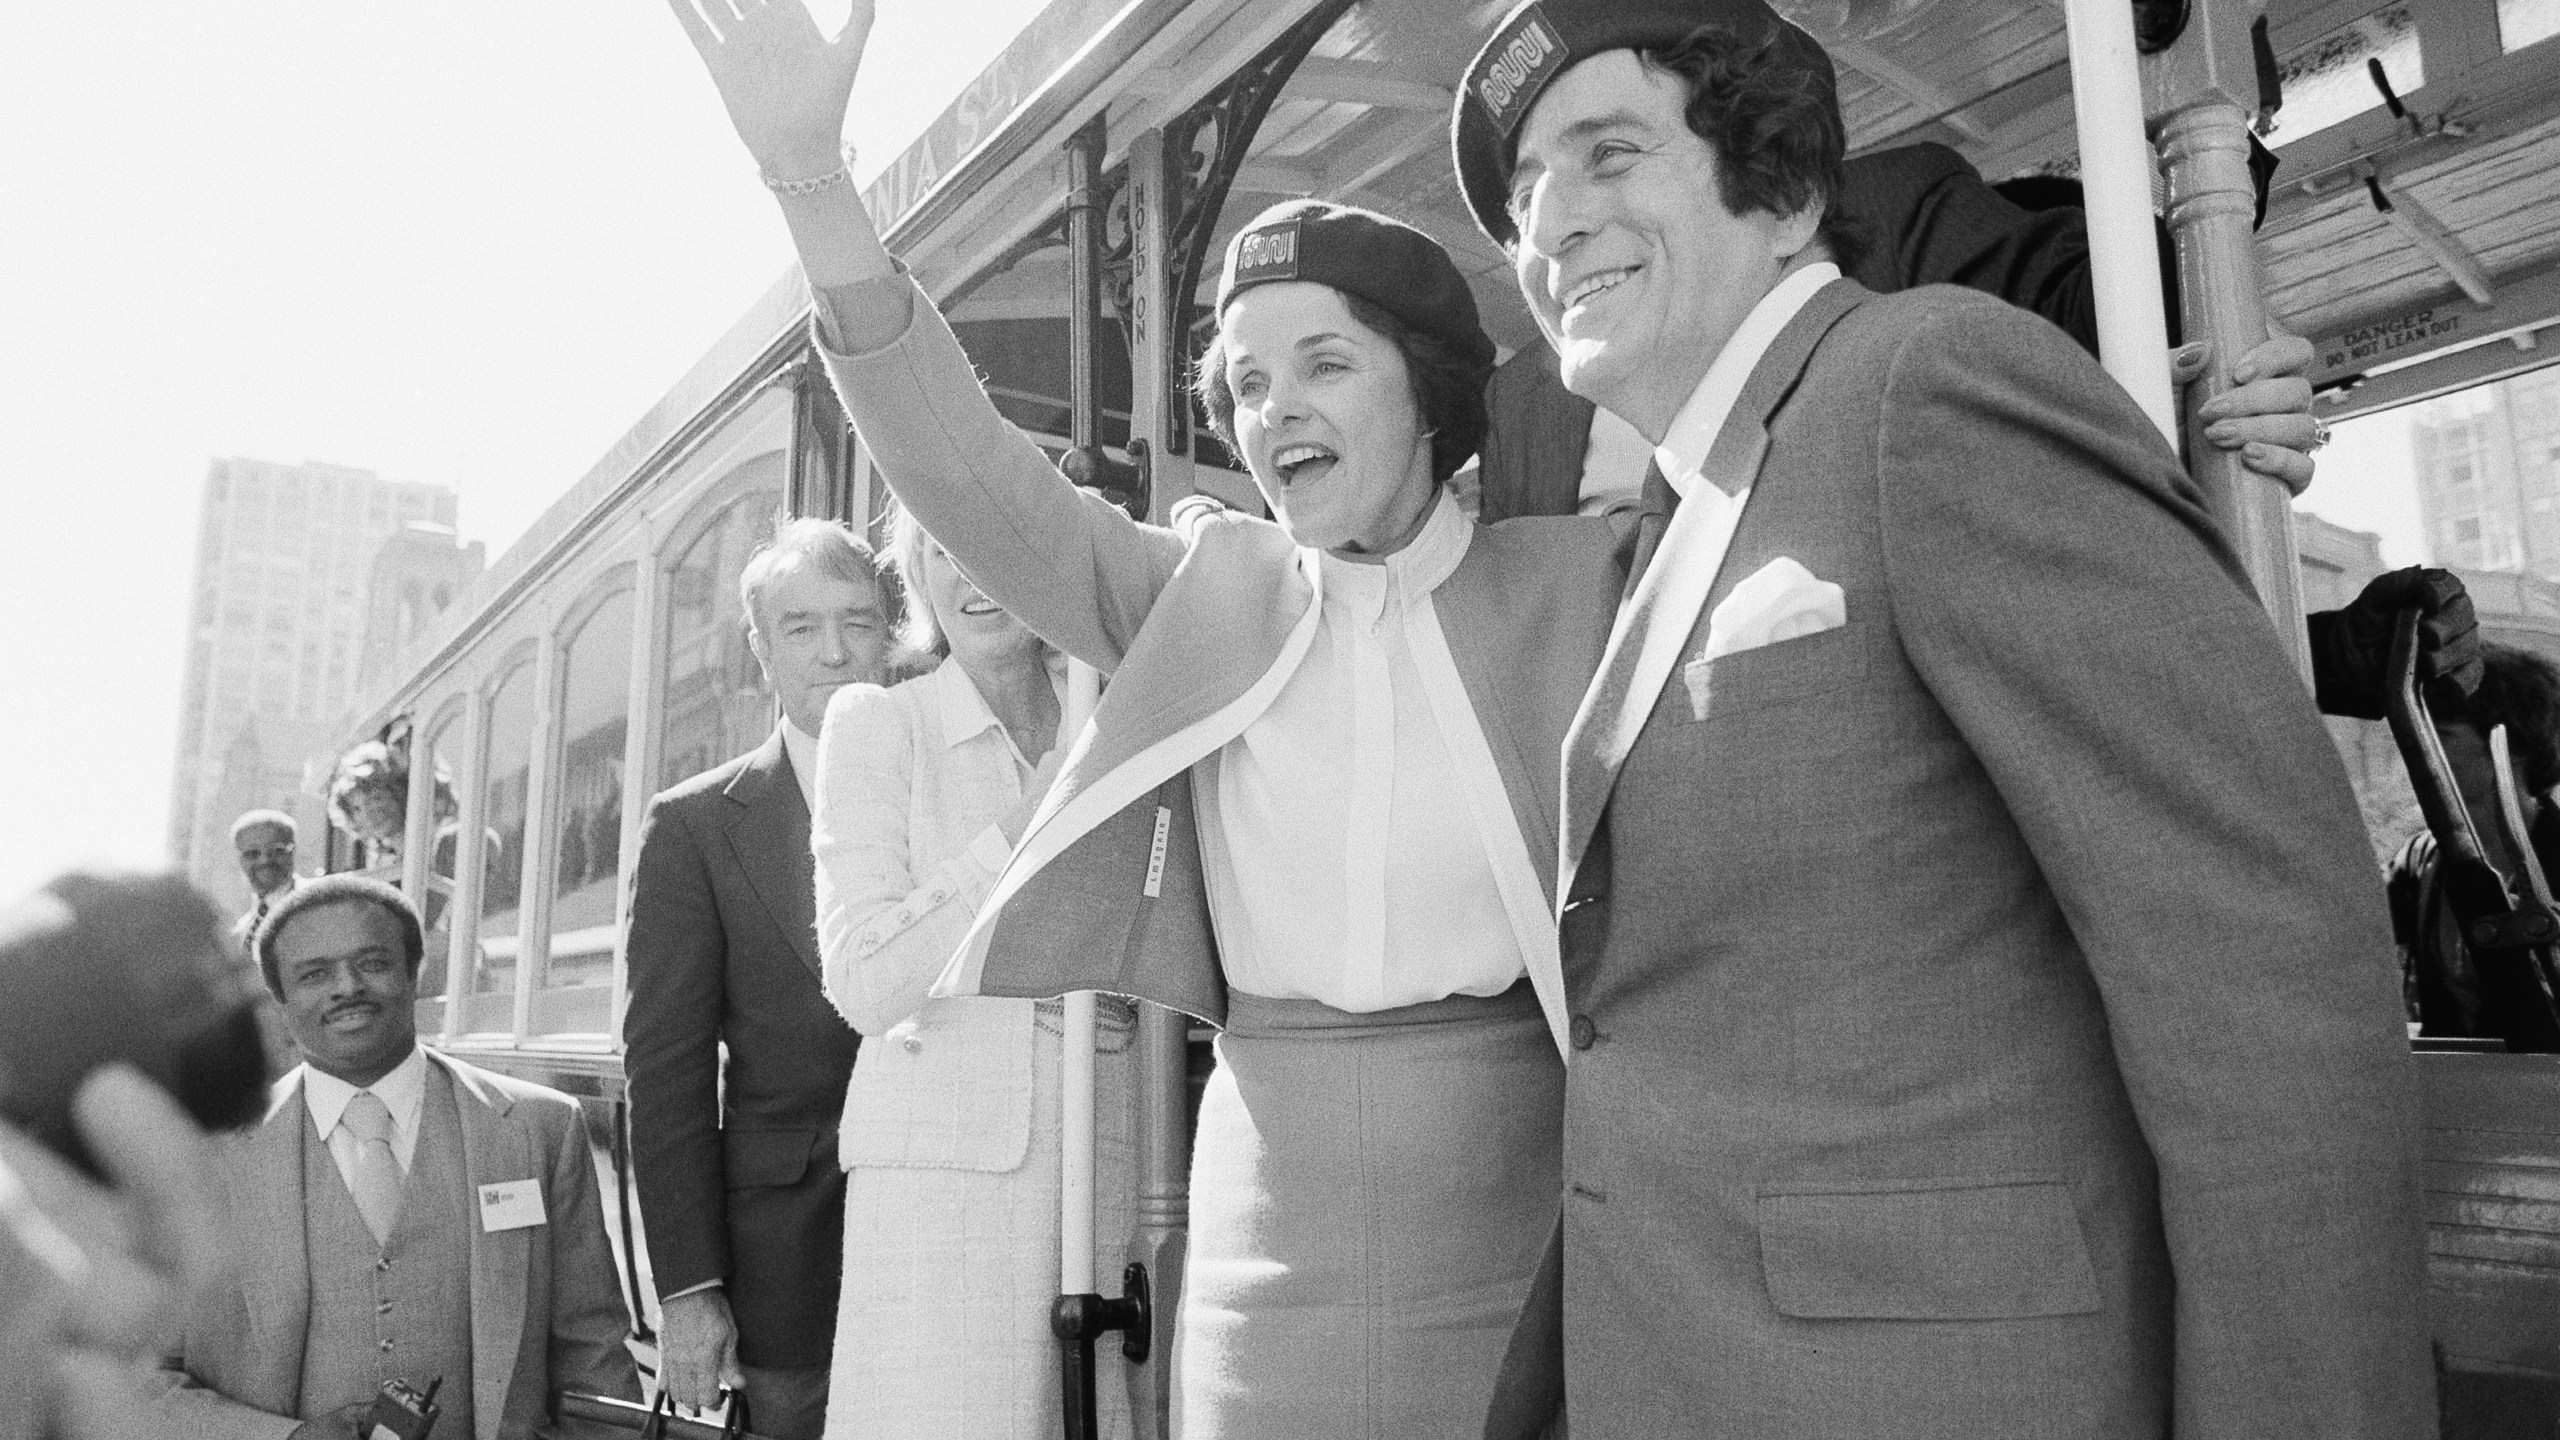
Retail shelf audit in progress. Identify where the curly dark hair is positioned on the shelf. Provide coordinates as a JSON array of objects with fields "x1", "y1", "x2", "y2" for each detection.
[
  {"x1": 1638, "y1": 21, "x2": 1868, "y2": 274},
  {"x1": 1192, "y1": 289, "x2": 1492, "y2": 487}
]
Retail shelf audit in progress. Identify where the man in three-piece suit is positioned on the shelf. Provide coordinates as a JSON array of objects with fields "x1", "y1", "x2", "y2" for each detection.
[
  {"x1": 622, "y1": 519, "x2": 886, "y2": 1437},
  {"x1": 152, "y1": 875, "x2": 638, "y2": 1440},
  {"x1": 1455, "y1": 1, "x2": 2432, "y2": 1435}
]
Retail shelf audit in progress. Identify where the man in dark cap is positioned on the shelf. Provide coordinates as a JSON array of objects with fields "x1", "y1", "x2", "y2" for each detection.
[{"x1": 1453, "y1": 3, "x2": 2433, "y2": 1436}]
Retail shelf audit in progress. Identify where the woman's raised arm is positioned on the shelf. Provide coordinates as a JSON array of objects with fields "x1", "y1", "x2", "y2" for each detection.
[
  {"x1": 667, "y1": 0, "x2": 1185, "y2": 669},
  {"x1": 664, "y1": 0, "x2": 895, "y2": 291}
]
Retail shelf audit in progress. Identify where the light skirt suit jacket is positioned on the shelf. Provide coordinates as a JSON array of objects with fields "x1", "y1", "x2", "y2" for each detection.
[
  {"x1": 148, "y1": 1049, "x2": 639, "y2": 1440},
  {"x1": 812, "y1": 272, "x2": 1632, "y2": 1043},
  {"x1": 811, "y1": 658, "x2": 1136, "y2": 1440}
]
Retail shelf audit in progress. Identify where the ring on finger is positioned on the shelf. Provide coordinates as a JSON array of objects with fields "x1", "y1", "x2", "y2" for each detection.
[{"x1": 2307, "y1": 416, "x2": 2332, "y2": 453}]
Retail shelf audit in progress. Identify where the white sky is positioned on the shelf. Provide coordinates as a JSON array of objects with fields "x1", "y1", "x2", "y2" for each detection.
[
  {"x1": 0, "y1": 0, "x2": 1051, "y2": 904},
  {"x1": 0, "y1": 0, "x2": 2466, "y2": 907}
]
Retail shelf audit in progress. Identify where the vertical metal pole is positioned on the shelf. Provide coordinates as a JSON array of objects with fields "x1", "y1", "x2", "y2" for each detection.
[
  {"x1": 401, "y1": 718, "x2": 435, "y2": 907},
  {"x1": 2063, "y1": 0, "x2": 2179, "y2": 443},
  {"x1": 1067, "y1": 116, "x2": 1106, "y2": 457},
  {"x1": 1119, "y1": 125, "x2": 1191, "y2": 1440},
  {"x1": 443, "y1": 690, "x2": 490, "y2": 1043},
  {"x1": 1060, "y1": 113, "x2": 1111, "y2": 1440},
  {"x1": 2152, "y1": 0, "x2": 2313, "y2": 681}
]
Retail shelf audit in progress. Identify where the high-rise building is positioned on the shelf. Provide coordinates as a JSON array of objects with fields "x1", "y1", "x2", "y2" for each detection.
[
  {"x1": 167, "y1": 458, "x2": 457, "y2": 912},
  {"x1": 2410, "y1": 366, "x2": 2560, "y2": 577}
]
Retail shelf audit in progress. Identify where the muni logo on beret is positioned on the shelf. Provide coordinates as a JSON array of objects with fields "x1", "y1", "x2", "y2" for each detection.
[
  {"x1": 1232, "y1": 219, "x2": 1302, "y2": 285},
  {"x1": 1472, "y1": 6, "x2": 1566, "y2": 139}
]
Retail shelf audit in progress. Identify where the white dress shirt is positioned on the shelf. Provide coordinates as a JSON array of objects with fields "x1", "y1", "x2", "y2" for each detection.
[
  {"x1": 1202, "y1": 491, "x2": 1529, "y2": 1013},
  {"x1": 1571, "y1": 261, "x2": 1844, "y2": 511},
  {"x1": 1584, "y1": 262, "x2": 1847, "y2": 774},
  {"x1": 782, "y1": 719, "x2": 823, "y2": 814},
  {"x1": 303, "y1": 1043, "x2": 428, "y2": 1184},
  {"x1": 1652, "y1": 262, "x2": 1842, "y2": 495}
]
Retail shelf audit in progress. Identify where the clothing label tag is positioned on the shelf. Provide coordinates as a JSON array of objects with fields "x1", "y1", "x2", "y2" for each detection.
[
  {"x1": 1144, "y1": 806, "x2": 1172, "y2": 898},
  {"x1": 478, "y1": 1179, "x2": 546, "y2": 1232}
]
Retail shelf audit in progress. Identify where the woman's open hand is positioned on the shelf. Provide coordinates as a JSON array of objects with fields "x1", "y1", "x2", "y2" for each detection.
[{"x1": 666, "y1": 0, "x2": 876, "y2": 180}]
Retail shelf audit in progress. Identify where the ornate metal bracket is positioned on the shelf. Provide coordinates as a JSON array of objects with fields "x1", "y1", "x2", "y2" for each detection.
[{"x1": 1158, "y1": 0, "x2": 1361, "y2": 455}]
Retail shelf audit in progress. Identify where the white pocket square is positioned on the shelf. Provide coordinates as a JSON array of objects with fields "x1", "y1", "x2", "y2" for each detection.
[{"x1": 1683, "y1": 558, "x2": 1846, "y2": 718}]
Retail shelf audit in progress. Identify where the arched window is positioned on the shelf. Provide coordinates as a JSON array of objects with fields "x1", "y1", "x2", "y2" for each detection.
[
  {"x1": 660, "y1": 480, "x2": 784, "y2": 789},
  {"x1": 465, "y1": 659, "x2": 537, "y2": 1029},
  {"x1": 540, "y1": 586, "x2": 635, "y2": 1034}
]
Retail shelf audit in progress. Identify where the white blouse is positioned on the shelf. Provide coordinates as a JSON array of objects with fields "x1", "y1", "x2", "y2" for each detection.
[{"x1": 1202, "y1": 491, "x2": 1531, "y2": 1012}]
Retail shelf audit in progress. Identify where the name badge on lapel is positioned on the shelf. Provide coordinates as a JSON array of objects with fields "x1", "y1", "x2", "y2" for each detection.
[{"x1": 478, "y1": 1179, "x2": 546, "y2": 1232}]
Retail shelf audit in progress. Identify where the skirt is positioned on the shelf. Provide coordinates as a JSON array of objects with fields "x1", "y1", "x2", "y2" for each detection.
[
  {"x1": 824, "y1": 998, "x2": 1137, "y2": 1440},
  {"x1": 1172, "y1": 981, "x2": 1565, "y2": 1439}
]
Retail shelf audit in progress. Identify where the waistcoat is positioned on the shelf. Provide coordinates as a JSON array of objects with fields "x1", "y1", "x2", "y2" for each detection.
[{"x1": 297, "y1": 1063, "x2": 477, "y2": 1434}]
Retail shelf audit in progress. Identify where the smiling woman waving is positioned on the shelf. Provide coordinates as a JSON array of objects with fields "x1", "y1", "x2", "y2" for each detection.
[{"x1": 663, "y1": 2, "x2": 1633, "y2": 1432}]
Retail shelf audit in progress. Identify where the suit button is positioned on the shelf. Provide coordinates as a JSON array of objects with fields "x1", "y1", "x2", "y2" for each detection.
[
  {"x1": 379, "y1": 1339, "x2": 394, "y2": 1352},
  {"x1": 1569, "y1": 1015, "x2": 1597, "y2": 1050},
  {"x1": 902, "y1": 1033, "x2": 924, "y2": 1054}
]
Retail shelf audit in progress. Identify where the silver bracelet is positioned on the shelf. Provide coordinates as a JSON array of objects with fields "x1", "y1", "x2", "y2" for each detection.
[{"x1": 762, "y1": 143, "x2": 859, "y2": 197}]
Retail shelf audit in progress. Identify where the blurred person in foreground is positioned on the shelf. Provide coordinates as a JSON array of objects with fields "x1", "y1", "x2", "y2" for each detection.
[
  {"x1": 621, "y1": 519, "x2": 877, "y2": 1436},
  {"x1": 150, "y1": 876, "x2": 637, "y2": 1439},
  {"x1": 0, "y1": 1070, "x2": 229, "y2": 1440},
  {"x1": 1455, "y1": 0, "x2": 2432, "y2": 1433},
  {"x1": 809, "y1": 504, "x2": 1135, "y2": 1438},
  {"x1": 0, "y1": 872, "x2": 265, "y2": 1440}
]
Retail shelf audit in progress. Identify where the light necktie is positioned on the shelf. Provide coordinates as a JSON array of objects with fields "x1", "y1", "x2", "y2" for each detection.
[{"x1": 340, "y1": 1090, "x2": 404, "y2": 1247}]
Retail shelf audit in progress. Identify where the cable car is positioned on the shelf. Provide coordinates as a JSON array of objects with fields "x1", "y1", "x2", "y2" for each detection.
[{"x1": 313, "y1": 0, "x2": 2560, "y2": 1432}]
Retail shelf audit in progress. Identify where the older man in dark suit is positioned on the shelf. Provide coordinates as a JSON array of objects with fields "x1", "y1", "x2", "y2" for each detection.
[
  {"x1": 1456, "y1": 2, "x2": 2433, "y2": 1436},
  {"x1": 622, "y1": 518, "x2": 887, "y2": 1437}
]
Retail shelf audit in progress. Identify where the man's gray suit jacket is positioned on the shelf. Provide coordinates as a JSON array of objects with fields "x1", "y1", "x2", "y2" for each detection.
[
  {"x1": 149, "y1": 1049, "x2": 639, "y2": 1439},
  {"x1": 1499, "y1": 279, "x2": 2433, "y2": 1439}
]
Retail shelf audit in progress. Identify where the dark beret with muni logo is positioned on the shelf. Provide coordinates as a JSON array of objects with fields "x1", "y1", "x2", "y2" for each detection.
[
  {"x1": 1451, "y1": 0, "x2": 1834, "y2": 247},
  {"x1": 1213, "y1": 198, "x2": 1498, "y2": 375}
]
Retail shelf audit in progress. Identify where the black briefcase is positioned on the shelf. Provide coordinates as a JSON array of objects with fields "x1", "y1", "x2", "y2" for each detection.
[{"x1": 557, "y1": 1390, "x2": 774, "y2": 1440}]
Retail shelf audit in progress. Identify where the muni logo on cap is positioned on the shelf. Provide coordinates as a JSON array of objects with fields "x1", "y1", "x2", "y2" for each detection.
[
  {"x1": 1232, "y1": 219, "x2": 1302, "y2": 285},
  {"x1": 1473, "y1": 6, "x2": 1566, "y2": 139}
]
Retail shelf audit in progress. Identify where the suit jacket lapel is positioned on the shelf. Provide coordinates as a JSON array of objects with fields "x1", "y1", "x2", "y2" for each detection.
[
  {"x1": 233, "y1": 1076, "x2": 314, "y2": 1401},
  {"x1": 439, "y1": 1053, "x2": 528, "y2": 1440},
  {"x1": 723, "y1": 729, "x2": 822, "y2": 983},
  {"x1": 1560, "y1": 278, "x2": 1867, "y2": 892}
]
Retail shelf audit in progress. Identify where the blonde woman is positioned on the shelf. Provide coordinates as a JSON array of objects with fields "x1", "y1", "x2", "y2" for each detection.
[{"x1": 810, "y1": 505, "x2": 1135, "y2": 1439}]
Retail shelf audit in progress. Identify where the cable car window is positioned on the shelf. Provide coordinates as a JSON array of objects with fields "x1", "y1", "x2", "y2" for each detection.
[
  {"x1": 2504, "y1": 0, "x2": 2560, "y2": 54},
  {"x1": 2264, "y1": 6, "x2": 2422, "y2": 149},
  {"x1": 465, "y1": 661, "x2": 536, "y2": 1030},
  {"x1": 2298, "y1": 365, "x2": 2560, "y2": 866},
  {"x1": 540, "y1": 588, "x2": 634, "y2": 1036},
  {"x1": 661, "y1": 486, "x2": 782, "y2": 791}
]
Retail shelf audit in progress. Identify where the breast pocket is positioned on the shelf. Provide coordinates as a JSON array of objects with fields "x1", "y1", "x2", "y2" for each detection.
[
  {"x1": 1756, "y1": 1174, "x2": 2101, "y2": 1320},
  {"x1": 1682, "y1": 621, "x2": 1876, "y2": 725}
]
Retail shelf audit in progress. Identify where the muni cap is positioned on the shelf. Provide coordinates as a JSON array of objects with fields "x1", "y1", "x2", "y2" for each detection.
[
  {"x1": 1213, "y1": 199, "x2": 1498, "y2": 378},
  {"x1": 1451, "y1": 0, "x2": 1836, "y2": 247}
]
